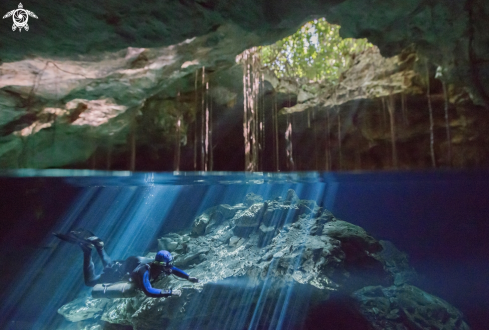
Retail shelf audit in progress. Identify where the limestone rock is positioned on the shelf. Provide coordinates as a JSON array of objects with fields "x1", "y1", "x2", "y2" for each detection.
[
  {"x1": 244, "y1": 192, "x2": 264, "y2": 206},
  {"x1": 0, "y1": 24, "x2": 262, "y2": 169},
  {"x1": 191, "y1": 213, "x2": 210, "y2": 236},
  {"x1": 353, "y1": 284, "x2": 471, "y2": 330},
  {"x1": 173, "y1": 247, "x2": 210, "y2": 267},
  {"x1": 233, "y1": 202, "x2": 267, "y2": 227},
  {"x1": 192, "y1": 203, "x2": 244, "y2": 236},
  {"x1": 157, "y1": 238, "x2": 179, "y2": 252},
  {"x1": 58, "y1": 297, "x2": 109, "y2": 322},
  {"x1": 284, "y1": 188, "x2": 299, "y2": 204},
  {"x1": 322, "y1": 220, "x2": 383, "y2": 254},
  {"x1": 228, "y1": 235, "x2": 245, "y2": 247},
  {"x1": 376, "y1": 240, "x2": 417, "y2": 286}
]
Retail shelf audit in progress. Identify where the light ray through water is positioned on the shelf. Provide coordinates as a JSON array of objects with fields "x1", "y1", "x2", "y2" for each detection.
[
  {"x1": 1, "y1": 172, "x2": 341, "y2": 330},
  {"x1": 1, "y1": 182, "x2": 185, "y2": 329}
]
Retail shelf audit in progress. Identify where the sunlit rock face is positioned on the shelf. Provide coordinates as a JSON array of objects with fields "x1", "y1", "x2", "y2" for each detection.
[
  {"x1": 0, "y1": 24, "x2": 259, "y2": 168},
  {"x1": 58, "y1": 191, "x2": 469, "y2": 330},
  {"x1": 270, "y1": 47, "x2": 422, "y2": 115},
  {"x1": 265, "y1": 47, "x2": 489, "y2": 170}
]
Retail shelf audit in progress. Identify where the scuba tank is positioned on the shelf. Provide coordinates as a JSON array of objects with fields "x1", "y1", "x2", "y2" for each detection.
[
  {"x1": 92, "y1": 281, "x2": 138, "y2": 299},
  {"x1": 91, "y1": 257, "x2": 141, "y2": 298}
]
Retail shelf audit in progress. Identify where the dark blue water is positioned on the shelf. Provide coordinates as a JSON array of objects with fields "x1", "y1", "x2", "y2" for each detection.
[{"x1": 0, "y1": 170, "x2": 488, "y2": 330}]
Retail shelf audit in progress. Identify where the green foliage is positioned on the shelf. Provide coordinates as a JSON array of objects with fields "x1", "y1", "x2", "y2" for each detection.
[{"x1": 260, "y1": 19, "x2": 373, "y2": 84}]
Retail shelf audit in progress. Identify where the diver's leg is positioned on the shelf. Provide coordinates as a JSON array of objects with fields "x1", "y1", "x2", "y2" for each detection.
[
  {"x1": 95, "y1": 247, "x2": 112, "y2": 268},
  {"x1": 86, "y1": 236, "x2": 112, "y2": 267},
  {"x1": 82, "y1": 244, "x2": 102, "y2": 287}
]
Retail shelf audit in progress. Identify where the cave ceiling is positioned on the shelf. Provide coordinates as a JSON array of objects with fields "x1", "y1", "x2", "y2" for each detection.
[{"x1": 0, "y1": 0, "x2": 487, "y2": 93}]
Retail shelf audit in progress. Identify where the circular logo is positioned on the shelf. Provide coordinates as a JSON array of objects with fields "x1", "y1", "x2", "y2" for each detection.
[{"x1": 13, "y1": 10, "x2": 28, "y2": 27}]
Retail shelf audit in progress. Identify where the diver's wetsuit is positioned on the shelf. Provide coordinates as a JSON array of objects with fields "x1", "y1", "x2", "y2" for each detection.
[{"x1": 83, "y1": 247, "x2": 189, "y2": 298}]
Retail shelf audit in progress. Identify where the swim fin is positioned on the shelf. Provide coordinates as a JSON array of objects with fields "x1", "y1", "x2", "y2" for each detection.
[{"x1": 53, "y1": 228, "x2": 104, "y2": 249}]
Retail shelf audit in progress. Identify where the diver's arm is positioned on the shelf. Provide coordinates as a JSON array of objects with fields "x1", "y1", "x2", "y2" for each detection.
[
  {"x1": 140, "y1": 270, "x2": 181, "y2": 297},
  {"x1": 171, "y1": 266, "x2": 189, "y2": 279},
  {"x1": 171, "y1": 266, "x2": 198, "y2": 283}
]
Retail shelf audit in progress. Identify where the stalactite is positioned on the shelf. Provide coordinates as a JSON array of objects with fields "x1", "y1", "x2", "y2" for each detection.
[
  {"x1": 461, "y1": 115, "x2": 467, "y2": 168},
  {"x1": 240, "y1": 48, "x2": 261, "y2": 171},
  {"x1": 260, "y1": 73, "x2": 265, "y2": 170},
  {"x1": 381, "y1": 97, "x2": 387, "y2": 131},
  {"x1": 337, "y1": 108, "x2": 342, "y2": 170},
  {"x1": 251, "y1": 52, "x2": 259, "y2": 170},
  {"x1": 92, "y1": 126, "x2": 97, "y2": 170},
  {"x1": 209, "y1": 91, "x2": 213, "y2": 171},
  {"x1": 285, "y1": 114, "x2": 294, "y2": 170},
  {"x1": 258, "y1": 74, "x2": 262, "y2": 170},
  {"x1": 334, "y1": 90, "x2": 342, "y2": 170},
  {"x1": 292, "y1": 115, "x2": 298, "y2": 169},
  {"x1": 91, "y1": 139, "x2": 96, "y2": 170},
  {"x1": 201, "y1": 67, "x2": 206, "y2": 171},
  {"x1": 285, "y1": 94, "x2": 294, "y2": 170},
  {"x1": 313, "y1": 107, "x2": 318, "y2": 170},
  {"x1": 426, "y1": 60, "x2": 436, "y2": 168},
  {"x1": 194, "y1": 70, "x2": 198, "y2": 170},
  {"x1": 355, "y1": 145, "x2": 361, "y2": 170},
  {"x1": 205, "y1": 81, "x2": 209, "y2": 171},
  {"x1": 250, "y1": 53, "x2": 255, "y2": 171},
  {"x1": 262, "y1": 74, "x2": 266, "y2": 152},
  {"x1": 401, "y1": 92, "x2": 408, "y2": 125},
  {"x1": 243, "y1": 51, "x2": 251, "y2": 171},
  {"x1": 106, "y1": 140, "x2": 112, "y2": 170},
  {"x1": 387, "y1": 90, "x2": 398, "y2": 168},
  {"x1": 274, "y1": 92, "x2": 279, "y2": 171},
  {"x1": 442, "y1": 80, "x2": 452, "y2": 166},
  {"x1": 52, "y1": 66, "x2": 59, "y2": 159},
  {"x1": 325, "y1": 108, "x2": 331, "y2": 171},
  {"x1": 174, "y1": 92, "x2": 181, "y2": 171},
  {"x1": 129, "y1": 124, "x2": 136, "y2": 171}
]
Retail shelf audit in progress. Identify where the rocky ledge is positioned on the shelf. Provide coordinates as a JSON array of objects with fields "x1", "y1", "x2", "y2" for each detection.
[{"x1": 58, "y1": 190, "x2": 470, "y2": 330}]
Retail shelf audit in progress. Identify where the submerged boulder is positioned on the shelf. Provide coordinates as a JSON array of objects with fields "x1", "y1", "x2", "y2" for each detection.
[
  {"x1": 191, "y1": 203, "x2": 245, "y2": 236},
  {"x1": 353, "y1": 284, "x2": 470, "y2": 330},
  {"x1": 58, "y1": 297, "x2": 110, "y2": 323}
]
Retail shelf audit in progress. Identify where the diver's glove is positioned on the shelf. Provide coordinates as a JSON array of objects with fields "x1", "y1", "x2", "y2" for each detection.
[
  {"x1": 171, "y1": 289, "x2": 182, "y2": 297},
  {"x1": 188, "y1": 277, "x2": 199, "y2": 283}
]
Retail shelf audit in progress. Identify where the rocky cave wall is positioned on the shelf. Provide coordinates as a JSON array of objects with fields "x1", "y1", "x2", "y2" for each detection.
[{"x1": 0, "y1": 0, "x2": 488, "y2": 171}]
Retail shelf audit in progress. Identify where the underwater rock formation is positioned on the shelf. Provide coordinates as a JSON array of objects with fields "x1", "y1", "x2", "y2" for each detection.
[
  {"x1": 58, "y1": 190, "x2": 470, "y2": 329},
  {"x1": 354, "y1": 284, "x2": 470, "y2": 330}
]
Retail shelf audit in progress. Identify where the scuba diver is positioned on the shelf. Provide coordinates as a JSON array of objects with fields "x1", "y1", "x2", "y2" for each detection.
[{"x1": 54, "y1": 229, "x2": 198, "y2": 298}]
